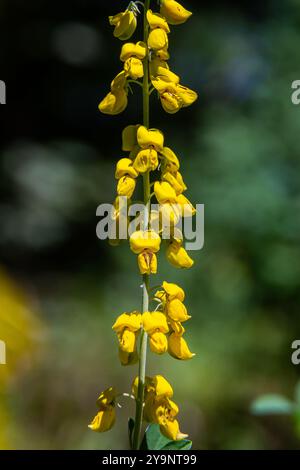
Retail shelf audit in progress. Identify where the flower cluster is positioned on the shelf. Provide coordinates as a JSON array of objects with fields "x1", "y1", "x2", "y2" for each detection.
[{"x1": 90, "y1": 0, "x2": 197, "y2": 448}]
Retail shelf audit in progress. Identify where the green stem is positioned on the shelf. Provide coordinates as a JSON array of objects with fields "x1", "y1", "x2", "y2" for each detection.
[{"x1": 132, "y1": 0, "x2": 151, "y2": 451}]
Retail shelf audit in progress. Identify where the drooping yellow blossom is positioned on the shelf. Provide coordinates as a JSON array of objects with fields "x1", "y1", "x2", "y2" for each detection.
[
  {"x1": 112, "y1": 312, "x2": 142, "y2": 365},
  {"x1": 147, "y1": 10, "x2": 170, "y2": 52},
  {"x1": 115, "y1": 158, "x2": 139, "y2": 179},
  {"x1": 176, "y1": 193, "x2": 196, "y2": 217},
  {"x1": 162, "y1": 280, "x2": 185, "y2": 302},
  {"x1": 109, "y1": 10, "x2": 137, "y2": 41},
  {"x1": 166, "y1": 239, "x2": 194, "y2": 269},
  {"x1": 130, "y1": 230, "x2": 161, "y2": 275},
  {"x1": 99, "y1": 71, "x2": 128, "y2": 115},
  {"x1": 166, "y1": 298, "x2": 191, "y2": 322},
  {"x1": 154, "y1": 181, "x2": 177, "y2": 204},
  {"x1": 161, "y1": 147, "x2": 180, "y2": 172},
  {"x1": 162, "y1": 170, "x2": 187, "y2": 195},
  {"x1": 142, "y1": 311, "x2": 169, "y2": 354},
  {"x1": 152, "y1": 78, "x2": 198, "y2": 114},
  {"x1": 160, "y1": 0, "x2": 192, "y2": 26},
  {"x1": 88, "y1": 387, "x2": 117, "y2": 432},
  {"x1": 132, "y1": 374, "x2": 173, "y2": 400},
  {"x1": 117, "y1": 175, "x2": 136, "y2": 198},
  {"x1": 137, "y1": 126, "x2": 164, "y2": 151},
  {"x1": 122, "y1": 124, "x2": 140, "y2": 151},
  {"x1": 121, "y1": 41, "x2": 147, "y2": 80},
  {"x1": 168, "y1": 332, "x2": 195, "y2": 360}
]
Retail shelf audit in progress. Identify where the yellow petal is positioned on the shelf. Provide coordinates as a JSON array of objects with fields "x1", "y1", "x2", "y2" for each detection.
[
  {"x1": 118, "y1": 328, "x2": 137, "y2": 353},
  {"x1": 160, "y1": 0, "x2": 192, "y2": 26},
  {"x1": 166, "y1": 242, "x2": 194, "y2": 269},
  {"x1": 120, "y1": 41, "x2": 147, "y2": 61},
  {"x1": 112, "y1": 312, "x2": 142, "y2": 333},
  {"x1": 160, "y1": 89, "x2": 182, "y2": 114},
  {"x1": 109, "y1": 11, "x2": 137, "y2": 41},
  {"x1": 147, "y1": 10, "x2": 170, "y2": 33},
  {"x1": 98, "y1": 90, "x2": 128, "y2": 115},
  {"x1": 162, "y1": 281, "x2": 185, "y2": 302},
  {"x1": 96, "y1": 387, "x2": 117, "y2": 408},
  {"x1": 176, "y1": 194, "x2": 196, "y2": 217},
  {"x1": 168, "y1": 333, "x2": 195, "y2": 360},
  {"x1": 137, "y1": 251, "x2": 158, "y2": 274},
  {"x1": 154, "y1": 181, "x2": 177, "y2": 204},
  {"x1": 130, "y1": 230, "x2": 161, "y2": 254},
  {"x1": 124, "y1": 57, "x2": 144, "y2": 80},
  {"x1": 161, "y1": 147, "x2": 180, "y2": 172},
  {"x1": 88, "y1": 407, "x2": 116, "y2": 432},
  {"x1": 115, "y1": 158, "x2": 139, "y2": 179},
  {"x1": 119, "y1": 348, "x2": 139, "y2": 366},
  {"x1": 151, "y1": 375, "x2": 174, "y2": 398},
  {"x1": 148, "y1": 28, "x2": 169, "y2": 51},
  {"x1": 133, "y1": 148, "x2": 158, "y2": 173},
  {"x1": 122, "y1": 125, "x2": 139, "y2": 152},
  {"x1": 176, "y1": 84, "x2": 198, "y2": 107},
  {"x1": 117, "y1": 176, "x2": 136, "y2": 198},
  {"x1": 142, "y1": 311, "x2": 169, "y2": 334},
  {"x1": 159, "y1": 202, "x2": 181, "y2": 226},
  {"x1": 162, "y1": 171, "x2": 185, "y2": 195},
  {"x1": 152, "y1": 66, "x2": 180, "y2": 84},
  {"x1": 155, "y1": 47, "x2": 170, "y2": 61},
  {"x1": 111, "y1": 71, "x2": 127, "y2": 91},
  {"x1": 149, "y1": 331, "x2": 168, "y2": 354},
  {"x1": 166, "y1": 299, "x2": 190, "y2": 322},
  {"x1": 169, "y1": 319, "x2": 185, "y2": 335},
  {"x1": 137, "y1": 126, "x2": 164, "y2": 151},
  {"x1": 160, "y1": 419, "x2": 188, "y2": 441}
]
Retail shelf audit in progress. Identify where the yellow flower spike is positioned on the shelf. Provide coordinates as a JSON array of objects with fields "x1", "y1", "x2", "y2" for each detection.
[
  {"x1": 120, "y1": 41, "x2": 147, "y2": 62},
  {"x1": 138, "y1": 251, "x2": 158, "y2": 275},
  {"x1": 161, "y1": 147, "x2": 180, "y2": 172},
  {"x1": 115, "y1": 158, "x2": 139, "y2": 179},
  {"x1": 130, "y1": 230, "x2": 161, "y2": 254},
  {"x1": 99, "y1": 90, "x2": 128, "y2": 115},
  {"x1": 160, "y1": 0, "x2": 193, "y2": 26},
  {"x1": 88, "y1": 407, "x2": 116, "y2": 433},
  {"x1": 148, "y1": 28, "x2": 169, "y2": 51},
  {"x1": 147, "y1": 10, "x2": 170, "y2": 33},
  {"x1": 124, "y1": 57, "x2": 144, "y2": 80},
  {"x1": 117, "y1": 176, "x2": 136, "y2": 198},
  {"x1": 176, "y1": 84, "x2": 198, "y2": 107},
  {"x1": 112, "y1": 312, "x2": 142, "y2": 333},
  {"x1": 122, "y1": 124, "x2": 140, "y2": 152},
  {"x1": 109, "y1": 10, "x2": 137, "y2": 41},
  {"x1": 168, "y1": 332, "x2": 195, "y2": 360},
  {"x1": 177, "y1": 194, "x2": 196, "y2": 217},
  {"x1": 133, "y1": 148, "x2": 159, "y2": 173},
  {"x1": 166, "y1": 298, "x2": 191, "y2": 322},
  {"x1": 166, "y1": 241, "x2": 194, "y2": 269},
  {"x1": 137, "y1": 125, "x2": 164, "y2": 151},
  {"x1": 162, "y1": 281, "x2": 185, "y2": 302},
  {"x1": 154, "y1": 181, "x2": 177, "y2": 204}
]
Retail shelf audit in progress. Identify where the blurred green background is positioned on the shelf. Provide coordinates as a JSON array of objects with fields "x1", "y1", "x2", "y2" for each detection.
[{"x1": 0, "y1": 0, "x2": 300, "y2": 450}]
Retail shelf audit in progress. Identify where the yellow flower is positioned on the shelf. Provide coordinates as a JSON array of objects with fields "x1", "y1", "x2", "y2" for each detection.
[
  {"x1": 122, "y1": 124, "x2": 140, "y2": 151},
  {"x1": 155, "y1": 47, "x2": 170, "y2": 61},
  {"x1": 147, "y1": 10, "x2": 170, "y2": 33},
  {"x1": 111, "y1": 71, "x2": 127, "y2": 90},
  {"x1": 130, "y1": 230, "x2": 161, "y2": 254},
  {"x1": 120, "y1": 41, "x2": 147, "y2": 61},
  {"x1": 160, "y1": 202, "x2": 181, "y2": 227},
  {"x1": 145, "y1": 395, "x2": 188, "y2": 441},
  {"x1": 119, "y1": 349, "x2": 139, "y2": 366},
  {"x1": 166, "y1": 298, "x2": 191, "y2": 322},
  {"x1": 132, "y1": 374, "x2": 173, "y2": 400},
  {"x1": 154, "y1": 181, "x2": 177, "y2": 204},
  {"x1": 137, "y1": 125, "x2": 164, "y2": 151},
  {"x1": 176, "y1": 194, "x2": 196, "y2": 217},
  {"x1": 148, "y1": 28, "x2": 169, "y2": 51},
  {"x1": 168, "y1": 332, "x2": 195, "y2": 360},
  {"x1": 133, "y1": 148, "x2": 159, "y2": 173},
  {"x1": 115, "y1": 158, "x2": 139, "y2": 179},
  {"x1": 161, "y1": 147, "x2": 180, "y2": 172},
  {"x1": 138, "y1": 251, "x2": 158, "y2": 275},
  {"x1": 152, "y1": 78, "x2": 198, "y2": 114},
  {"x1": 142, "y1": 312, "x2": 169, "y2": 354},
  {"x1": 162, "y1": 281, "x2": 185, "y2": 302},
  {"x1": 109, "y1": 10, "x2": 137, "y2": 41},
  {"x1": 176, "y1": 84, "x2": 198, "y2": 107},
  {"x1": 166, "y1": 240, "x2": 194, "y2": 269},
  {"x1": 124, "y1": 58, "x2": 144, "y2": 79},
  {"x1": 117, "y1": 176, "x2": 136, "y2": 198},
  {"x1": 88, "y1": 387, "x2": 117, "y2": 433},
  {"x1": 151, "y1": 65, "x2": 180, "y2": 85},
  {"x1": 160, "y1": 0, "x2": 192, "y2": 26},
  {"x1": 169, "y1": 319, "x2": 186, "y2": 336},
  {"x1": 162, "y1": 171, "x2": 187, "y2": 195},
  {"x1": 112, "y1": 312, "x2": 142, "y2": 360},
  {"x1": 99, "y1": 90, "x2": 128, "y2": 115}
]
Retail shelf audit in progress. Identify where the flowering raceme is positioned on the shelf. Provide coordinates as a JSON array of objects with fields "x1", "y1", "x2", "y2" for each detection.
[{"x1": 90, "y1": 0, "x2": 198, "y2": 450}]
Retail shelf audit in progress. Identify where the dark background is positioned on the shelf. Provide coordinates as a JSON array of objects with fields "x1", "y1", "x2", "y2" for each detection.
[{"x1": 0, "y1": 0, "x2": 300, "y2": 450}]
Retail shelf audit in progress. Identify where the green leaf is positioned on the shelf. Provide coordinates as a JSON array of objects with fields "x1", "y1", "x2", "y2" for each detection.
[
  {"x1": 251, "y1": 394, "x2": 295, "y2": 415},
  {"x1": 162, "y1": 440, "x2": 193, "y2": 450},
  {"x1": 145, "y1": 424, "x2": 172, "y2": 450},
  {"x1": 128, "y1": 418, "x2": 135, "y2": 449}
]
